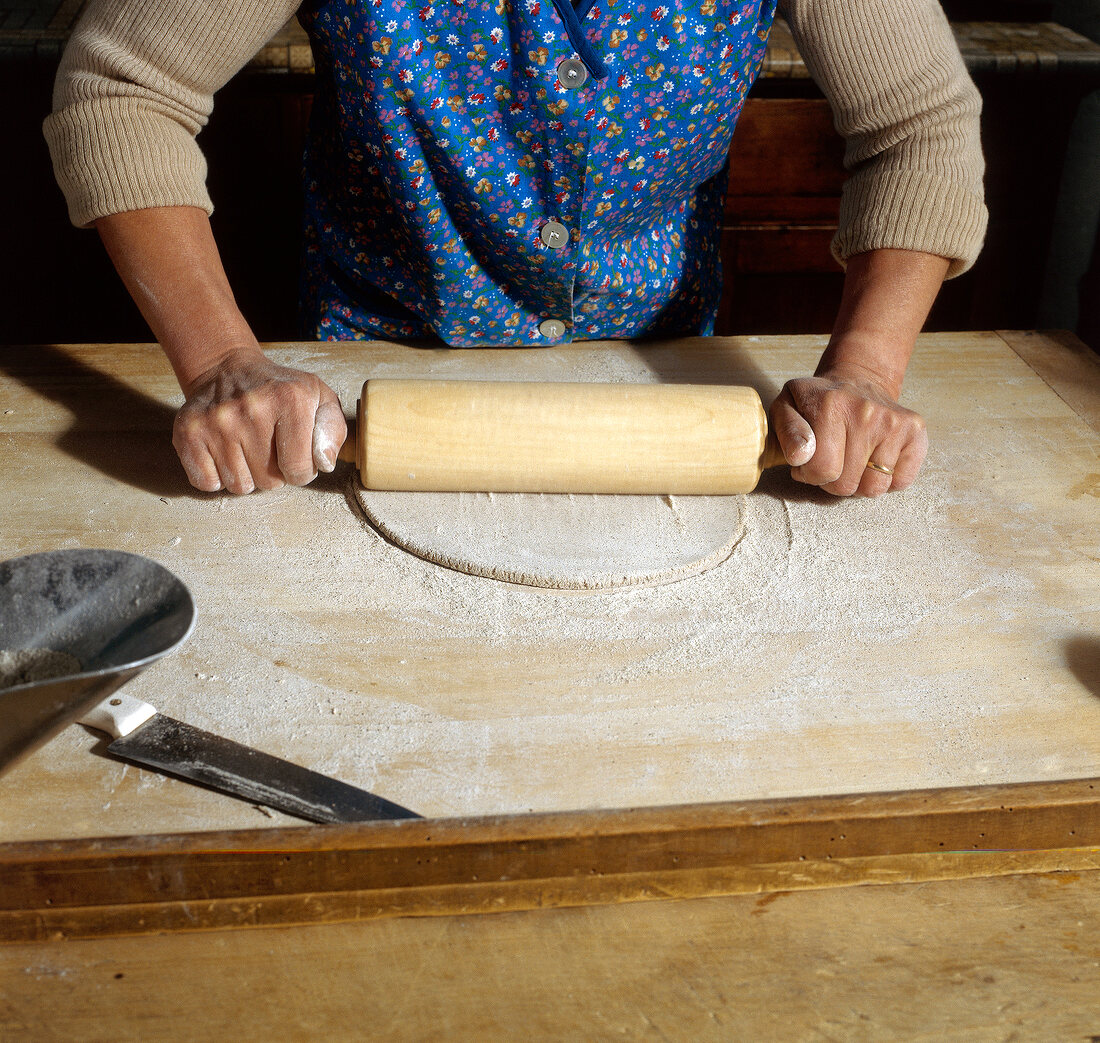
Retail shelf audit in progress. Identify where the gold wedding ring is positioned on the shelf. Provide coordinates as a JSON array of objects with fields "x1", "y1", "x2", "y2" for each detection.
[{"x1": 866, "y1": 460, "x2": 895, "y2": 476}]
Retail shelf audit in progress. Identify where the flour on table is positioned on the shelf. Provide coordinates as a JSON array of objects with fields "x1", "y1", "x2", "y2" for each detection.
[{"x1": 353, "y1": 488, "x2": 746, "y2": 589}]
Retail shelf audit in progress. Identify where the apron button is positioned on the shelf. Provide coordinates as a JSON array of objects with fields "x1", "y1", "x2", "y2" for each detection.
[
  {"x1": 539, "y1": 221, "x2": 570, "y2": 249},
  {"x1": 538, "y1": 318, "x2": 566, "y2": 339},
  {"x1": 556, "y1": 58, "x2": 589, "y2": 89}
]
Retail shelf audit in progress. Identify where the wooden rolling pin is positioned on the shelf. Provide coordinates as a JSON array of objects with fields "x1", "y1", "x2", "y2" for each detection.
[{"x1": 336, "y1": 379, "x2": 787, "y2": 494}]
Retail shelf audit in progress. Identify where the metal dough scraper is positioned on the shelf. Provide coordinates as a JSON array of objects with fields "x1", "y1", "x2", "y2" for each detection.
[{"x1": 1, "y1": 548, "x2": 417, "y2": 823}]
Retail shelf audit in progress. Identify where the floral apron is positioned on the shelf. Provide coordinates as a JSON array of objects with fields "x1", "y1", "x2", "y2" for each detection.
[{"x1": 298, "y1": 0, "x2": 777, "y2": 344}]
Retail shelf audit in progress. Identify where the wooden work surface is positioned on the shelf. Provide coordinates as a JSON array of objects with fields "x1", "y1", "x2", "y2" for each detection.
[
  {"x1": 1, "y1": 331, "x2": 1098, "y2": 843},
  {"x1": 3, "y1": 867, "x2": 1099, "y2": 1040}
]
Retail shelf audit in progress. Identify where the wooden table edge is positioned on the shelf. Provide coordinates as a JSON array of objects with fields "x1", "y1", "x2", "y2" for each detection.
[
  {"x1": 2, "y1": 776, "x2": 1097, "y2": 942},
  {"x1": 996, "y1": 328, "x2": 1100, "y2": 431}
]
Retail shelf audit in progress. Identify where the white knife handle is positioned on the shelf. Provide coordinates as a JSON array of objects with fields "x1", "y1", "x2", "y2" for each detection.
[{"x1": 78, "y1": 693, "x2": 157, "y2": 740}]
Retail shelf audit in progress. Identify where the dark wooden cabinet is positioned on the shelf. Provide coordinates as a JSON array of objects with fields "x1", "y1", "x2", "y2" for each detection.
[{"x1": 719, "y1": 19, "x2": 1100, "y2": 338}]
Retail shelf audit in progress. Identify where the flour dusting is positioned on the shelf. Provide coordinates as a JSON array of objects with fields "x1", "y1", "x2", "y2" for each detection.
[{"x1": 142, "y1": 441, "x2": 1045, "y2": 823}]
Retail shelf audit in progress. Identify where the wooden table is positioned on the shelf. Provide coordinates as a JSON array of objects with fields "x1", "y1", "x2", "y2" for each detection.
[
  {"x1": 3, "y1": 330, "x2": 1099, "y2": 834},
  {"x1": 3, "y1": 869, "x2": 1099, "y2": 1040},
  {"x1": 1, "y1": 331, "x2": 1099, "y2": 1033}
]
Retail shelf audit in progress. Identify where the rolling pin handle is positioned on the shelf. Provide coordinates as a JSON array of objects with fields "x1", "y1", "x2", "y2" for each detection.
[
  {"x1": 760, "y1": 431, "x2": 788, "y2": 472},
  {"x1": 337, "y1": 411, "x2": 358, "y2": 467}
]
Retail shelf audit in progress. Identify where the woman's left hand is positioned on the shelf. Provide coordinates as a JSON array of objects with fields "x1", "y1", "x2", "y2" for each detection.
[
  {"x1": 766, "y1": 249, "x2": 950, "y2": 497},
  {"x1": 769, "y1": 364, "x2": 928, "y2": 497}
]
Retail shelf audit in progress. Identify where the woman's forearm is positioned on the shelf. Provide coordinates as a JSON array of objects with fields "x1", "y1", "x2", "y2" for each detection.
[
  {"x1": 94, "y1": 206, "x2": 262, "y2": 391},
  {"x1": 818, "y1": 248, "x2": 950, "y2": 397}
]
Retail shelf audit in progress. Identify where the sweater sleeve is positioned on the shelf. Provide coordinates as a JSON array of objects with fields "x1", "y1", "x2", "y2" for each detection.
[
  {"x1": 43, "y1": 0, "x2": 301, "y2": 228},
  {"x1": 780, "y1": 0, "x2": 988, "y2": 278}
]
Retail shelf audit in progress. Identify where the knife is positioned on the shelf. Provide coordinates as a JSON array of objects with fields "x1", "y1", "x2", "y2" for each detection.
[{"x1": 78, "y1": 693, "x2": 420, "y2": 823}]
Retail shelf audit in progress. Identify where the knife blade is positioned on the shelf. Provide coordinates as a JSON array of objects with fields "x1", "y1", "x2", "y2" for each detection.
[{"x1": 78, "y1": 693, "x2": 420, "y2": 823}]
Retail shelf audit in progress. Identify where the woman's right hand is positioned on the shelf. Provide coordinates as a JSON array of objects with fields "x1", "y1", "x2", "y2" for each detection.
[
  {"x1": 173, "y1": 347, "x2": 347, "y2": 494},
  {"x1": 93, "y1": 208, "x2": 345, "y2": 495}
]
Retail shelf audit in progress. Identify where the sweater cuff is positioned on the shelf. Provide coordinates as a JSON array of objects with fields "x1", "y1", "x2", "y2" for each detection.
[
  {"x1": 43, "y1": 98, "x2": 212, "y2": 229},
  {"x1": 832, "y1": 169, "x2": 989, "y2": 279}
]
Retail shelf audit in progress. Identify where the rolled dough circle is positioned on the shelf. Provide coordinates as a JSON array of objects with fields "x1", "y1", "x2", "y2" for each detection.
[{"x1": 353, "y1": 487, "x2": 746, "y2": 590}]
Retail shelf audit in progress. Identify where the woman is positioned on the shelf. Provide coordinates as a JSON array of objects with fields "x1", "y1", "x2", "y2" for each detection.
[{"x1": 45, "y1": 0, "x2": 986, "y2": 497}]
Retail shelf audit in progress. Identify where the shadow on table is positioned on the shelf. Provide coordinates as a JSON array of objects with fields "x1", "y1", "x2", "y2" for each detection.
[
  {"x1": 754, "y1": 467, "x2": 848, "y2": 505},
  {"x1": 629, "y1": 334, "x2": 785, "y2": 403},
  {"x1": 1065, "y1": 635, "x2": 1100, "y2": 701},
  {"x1": 0, "y1": 343, "x2": 356, "y2": 501},
  {"x1": 2, "y1": 343, "x2": 201, "y2": 498}
]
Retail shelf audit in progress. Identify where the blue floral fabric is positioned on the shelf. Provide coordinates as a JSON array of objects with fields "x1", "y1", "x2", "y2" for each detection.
[{"x1": 299, "y1": 0, "x2": 777, "y2": 345}]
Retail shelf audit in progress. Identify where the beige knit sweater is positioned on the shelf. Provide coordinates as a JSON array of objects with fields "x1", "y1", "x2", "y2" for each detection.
[{"x1": 43, "y1": 0, "x2": 987, "y2": 277}]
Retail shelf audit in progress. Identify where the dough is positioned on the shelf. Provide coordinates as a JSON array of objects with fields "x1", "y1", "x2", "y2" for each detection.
[{"x1": 354, "y1": 488, "x2": 745, "y2": 590}]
